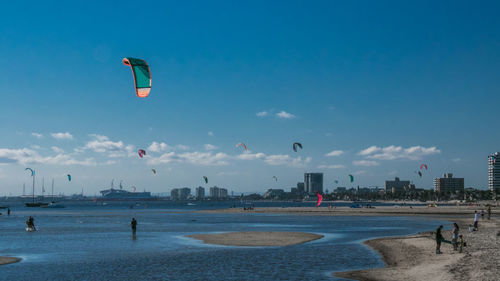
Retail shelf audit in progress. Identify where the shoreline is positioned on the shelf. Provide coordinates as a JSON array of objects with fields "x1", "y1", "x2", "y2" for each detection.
[
  {"x1": 335, "y1": 218, "x2": 499, "y2": 281},
  {"x1": 0, "y1": 257, "x2": 21, "y2": 266},
  {"x1": 187, "y1": 231, "x2": 323, "y2": 247}
]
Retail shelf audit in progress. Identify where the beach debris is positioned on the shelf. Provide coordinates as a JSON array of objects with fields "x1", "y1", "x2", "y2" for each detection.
[
  {"x1": 316, "y1": 192, "x2": 323, "y2": 207},
  {"x1": 138, "y1": 149, "x2": 146, "y2": 158},
  {"x1": 292, "y1": 142, "x2": 302, "y2": 152},
  {"x1": 151, "y1": 169, "x2": 156, "y2": 175},
  {"x1": 203, "y1": 176, "x2": 208, "y2": 184},
  {"x1": 25, "y1": 167, "x2": 35, "y2": 176},
  {"x1": 67, "y1": 174, "x2": 72, "y2": 182},
  {"x1": 122, "y1": 57, "x2": 151, "y2": 98},
  {"x1": 235, "y1": 142, "x2": 248, "y2": 151}
]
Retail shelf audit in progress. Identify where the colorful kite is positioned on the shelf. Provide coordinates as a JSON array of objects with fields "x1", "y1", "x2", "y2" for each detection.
[
  {"x1": 123, "y1": 57, "x2": 151, "y2": 98},
  {"x1": 138, "y1": 149, "x2": 146, "y2": 158},
  {"x1": 67, "y1": 174, "x2": 72, "y2": 182},
  {"x1": 316, "y1": 192, "x2": 323, "y2": 207},
  {"x1": 235, "y1": 143, "x2": 248, "y2": 151},
  {"x1": 25, "y1": 168, "x2": 35, "y2": 176}
]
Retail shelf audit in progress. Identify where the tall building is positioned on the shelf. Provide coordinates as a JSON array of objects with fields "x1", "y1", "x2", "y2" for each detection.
[
  {"x1": 170, "y1": 188, "x2": 179, "y2": 200},
  {"x1": 296, "y1": 182, "x2": 305, "y2": 194},
  {"x1": 488, "y1": 152, "x2": 500, "y2": 192},
  {"x1": 209, "y1": 186, "x2": 228, "y2": 199},
  {"x1": 385, "y1": 177, "x2": 410, "y2": 193},
  {"x1": 434, "y1": 173, "x2": 464, "y2": 193},
  {"x1": 179, "y1": 187, "x2": 191, "y2": 200},
  {"x1": 195, "y1": 186, "x2": 205, "y2": 200},
  {"x1": 304, "y1": 173, "x2": 323, "y2": 194}
]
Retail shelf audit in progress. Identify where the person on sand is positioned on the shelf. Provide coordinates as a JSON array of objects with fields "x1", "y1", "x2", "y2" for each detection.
[
  {"x1": 481, "y1": 209, "x2": 485, "y2": 220},
  {"x1": 473, "y1": 210, "x2": 479, "y2": 230},
  {"x1": 468, "y1": 224, "x2": 474, "y2": 233},
  {"x1": 451, "y1": 223, "x2": 459, "y2": 251},
  {"x1": 131, "y1": 218, "x2": 137, "y2": 235},
  {"x1": 487, "y1": 206, "x2": 491, "y2": 220},
  {"x1": 435, "y1": 225, "x2": 444, "y2": 254}
]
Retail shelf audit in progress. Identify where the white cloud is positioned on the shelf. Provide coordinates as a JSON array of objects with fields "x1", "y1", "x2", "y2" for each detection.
[
  {"x1": 148, "y1": 151, "x2": 229, "y2": 166},
  {"x1": 353, "y1": 160, "x2": 379, "y2": 167},
  {"x1": 388, "y1": 170, "x2": 398, "y2": 176},
  {"x1": 452, "y1": 158, "x2": 461, "y2": 162},
  {"x1": 263, "y1": 155, "x2": 311, "y2": 168},
  {"x1": 256, "y1": 111, "x2": 268, "y2": 117},
  {"x1": 352, "y1": 170, "x2": 367, "y2": 175},
  {"x1": 0, "y1": 147, "x2": 96, "y2": 166},
  {"x1": 237, "y1": 152, "x2": 266, "y2": 160},
  {"x1": 318, "y1": 164, "x2": 345, "y2": 169},
  {"x1": 31, "y1": 133, "x2": 43, "y2": 139},
  {"x1": 51, "y1": 146, "x2": 64, "y2": 154},
  {"x1": 51, "y1": 132, "x2": 73, "y2": 140},
  {"x1": 276, "y1": 111, "x2": 295, "y2": 119},
  {"x1": 84, "y1": 135, "x2": 134, "y2": 157},
  {"x1": 325, "y1": 150, "x2": 344, "y2": 157},
  {"x1": 208, "y1": 131, "x2": 214, "y2": 137},
  {"x1": 204, "y1": 144, "x2": 218, "y2": 151},
  {"x1": 358, "y1": 145, "x2": 440, "y2": 160},
  {"x1": 30, "y1": 145, "x2": 41, "y2": 150},
  {"x1": 148, "y1": 142, "x2": 170, "y2": 153}
]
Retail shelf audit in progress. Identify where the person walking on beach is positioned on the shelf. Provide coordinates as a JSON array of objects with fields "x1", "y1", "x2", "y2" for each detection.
[
  {"x1": 451, "y1": 223, "x2": 459, "y2": 251},
  {"x1": 487, "y1": 206, "x2": 491, "y2": 220},
  {"x1": 131, "y1": 218, "x2": 137, "y2": 235},
  {"x1": 473, "y1": 210, "x2": 479, "y2": 230},
  {"x1": 435, "y1": 225, "x2": 444, "y2": 254}
]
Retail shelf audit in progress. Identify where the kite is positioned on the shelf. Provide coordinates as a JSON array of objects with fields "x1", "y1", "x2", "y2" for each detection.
[
  {"x1": 138, "y1": 149, "x2": 146, "y2": 158},
  {"x1": 292, "y1": 142, "x2": 303, "y2": 152},
  {"x1": 418, "y1": 171, "x2": 422, "y2": 178},
  {"x1": 122, "y1": 57, "x2": 151, "y2": 98},
  {"x1": 272, "y1": 176, "x2": 278, "y2": 182},
  {"x1": 316, "y1": 192, "x2": 323, "y2": 207},
  {"x1": 25, "y1": 168, "x2": 35, "y2": 176},
  {"x1": 420, "y1": 164, "x2": 428, "y2": 170},
  {"x1": 203, "y1": 176, "x2": 208, "y2": 184},
  {"x1": 151, "y1": 169, "x2": 156, "y2": 175},
  {"x1": 348, "y1": 174, "x2": 354, "y2": 183},
  {"x1": 235, "y1": 143, "x2": 248, "y2": 151},
  {"x1": 67, "y1": 174, "x2": 71, "y2": 182},
  {"x1": 334, "y1": 180, "x2": 339, "y2": 184}
]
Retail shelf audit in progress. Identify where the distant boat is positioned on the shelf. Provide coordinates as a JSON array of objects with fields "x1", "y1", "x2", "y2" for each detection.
[
  {"x1": 187, "y1": 203, "x2": 197, "y2": 206},
  {"x1": 97, "y1": 187, "x2": 155, "y2": 201},
  {"x1": 42, "y1": 202, "x2": 65, "y2": 208},
  {"x1": 26, "y1": 202, "x2": 49, "y2": 207}
]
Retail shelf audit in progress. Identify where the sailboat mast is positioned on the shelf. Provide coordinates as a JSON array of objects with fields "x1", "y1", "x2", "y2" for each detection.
[
  {"x1": 52, "y1": 178, "x2": 54, "y2": 200},
  {"x1": 32, "y1": 173, "x2": 35, "y2": 204}
]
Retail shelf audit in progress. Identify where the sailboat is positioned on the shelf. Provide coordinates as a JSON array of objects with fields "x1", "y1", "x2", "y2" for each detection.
[
  {"x1": 43, "y1": 179, "x2": 65, "y2": 208},
  {"x1": 25, "y1": 172, "x2": 48, "y2": 207}
]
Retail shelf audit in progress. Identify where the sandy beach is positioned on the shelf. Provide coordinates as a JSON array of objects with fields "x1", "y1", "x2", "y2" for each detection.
[
  {"x1": 0, "y1": 257, "x2": 21, "y2": 266},
  {"x1": 336, "y1": 218, "x2": 499, "y2": 281},
  {"x1": 187, "y1": 231, "x2": 323, "y2": 246},
  {"x1": 199, "y1": 205, "x2": 500, "y2": 217}
]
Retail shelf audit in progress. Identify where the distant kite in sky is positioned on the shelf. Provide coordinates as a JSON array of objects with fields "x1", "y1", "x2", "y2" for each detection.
[
  {"x1": 151, "y1": 169, "x2": 156, "y2": 175},
  {"x1": 235, "y1": 143, "x2": 248, "y2": 151},
  {"x1": 25, "y1": 168, "x2": 35, "y2": 176},
  {"x1": 418, "y1": 171, "x2": 422, "y2": 178},
  {"x1": 123, "y1": 57, "x2": 151, "y2": 98},
  {"x1": 67, "y1": 174, "x2": 72, "y2": 182},
  {"x1": 138, "y1": 149, "x2": 146, "y2": 158},
  {"x1": 316, "y1": 192, "x2": 323, "y2": 207},
  {"x1": 292, "y1": 142, "x2": 303, "y2": 152},
  {"x1": 203, "y1": 176, "x2": 208, "y2": 184},
  {"x1": 272, "y1": 176, "x2": 278, "y2": 182},
  {"x1": 348, "y1": 174, "x2": 354, "y2": 183},
  {"x1": 420, "y1": 164, "x2": 428, "y2": 170},
  {"x1": 334, "y1": 180, "x2": 339, "y2": 184}
]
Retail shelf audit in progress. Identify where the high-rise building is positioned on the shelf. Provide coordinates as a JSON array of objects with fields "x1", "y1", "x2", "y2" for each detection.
[
  {"x1": 296, "y1": 182, "x2": 305, "y2": 194},
  {"x1": 385, "y1": 177, "x2": 410, "y2": 194},
  {"x1": 170, "y1": 188, "x2": 179, "y2": 200},
  {"x1": 209, "y1": 186, "x2": 228, "y2": 199},
  {"x1": 434, "y1": 173, "x2": 464, "y2": 193},
  {"x1": 488, "y1": 152, "x2": 500, "y2": 192},
  {"x1": 179, "y1": 187, "x2": 191, "y2": 200},
  {"x1": 304, "y1": 173, "x2": 323, "y2": 194},
  {"x1": 195, "y1": 186, "x2": 205, "y2": 200}
]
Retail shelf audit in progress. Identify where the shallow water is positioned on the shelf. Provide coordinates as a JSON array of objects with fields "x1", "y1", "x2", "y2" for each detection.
[{"x1": 0, "y1": 202, "x2": 448, "y2": 281}]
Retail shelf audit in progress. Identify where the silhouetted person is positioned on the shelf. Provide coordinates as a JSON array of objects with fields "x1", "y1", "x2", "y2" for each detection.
[
  {"x1": 473, "y1": 210, "x2": 479, "y2": 230},
  {"x1": 7, "y1": 208, "x2": 10, "y2": 216},
  {"x1": 26, "y1": 216, "x2": 36, "y2": 231},
  {"x1": 435, "y1": 225, "x2": 443, "y2": 254},
  {"x1": 131, "y1": 218, "x2": 137, "y2": 235}
]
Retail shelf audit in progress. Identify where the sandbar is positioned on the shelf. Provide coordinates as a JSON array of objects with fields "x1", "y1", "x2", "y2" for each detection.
[{"x1": 187, "y1": 231, "x2": 323, "y2": 246}]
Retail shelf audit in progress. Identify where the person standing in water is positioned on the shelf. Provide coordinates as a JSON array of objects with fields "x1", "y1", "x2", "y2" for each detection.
[
  {"x1": 451, "y1": 223, "x2": 459, "y2": 251},
  {"x1": 7, "y1": 208, "x2": 10, "y2": 216},
  {"x1": 131, "y1": 218, "x2": 137, "y2": 235},
  {"x1": 435, "y1": 225, "x2": 444, "y2": 254}
]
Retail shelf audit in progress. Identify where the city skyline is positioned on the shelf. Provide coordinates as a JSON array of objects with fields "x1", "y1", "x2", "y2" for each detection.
[{"x1": 1, "y1": 1, "x2": 500, "y2": 195}]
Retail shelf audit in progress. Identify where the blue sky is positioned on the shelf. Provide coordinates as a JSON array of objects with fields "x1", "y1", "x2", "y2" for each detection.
[{"x1": 1, "y1": 0, "x2": 499, "y2": 195}]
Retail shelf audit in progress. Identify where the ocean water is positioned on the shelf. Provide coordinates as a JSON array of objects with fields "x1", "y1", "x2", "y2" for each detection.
[{"x1": 0, "y1": 201, "x2": 448, "y2": 281}]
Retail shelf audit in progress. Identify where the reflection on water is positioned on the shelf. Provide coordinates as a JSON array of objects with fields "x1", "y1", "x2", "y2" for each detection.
[{"x1": 0, "y1": 202, "x2": 448, "y2": 281}]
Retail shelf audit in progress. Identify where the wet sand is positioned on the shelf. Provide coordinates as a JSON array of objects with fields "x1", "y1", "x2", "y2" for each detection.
[
  {"x1": 187, "y1": 231, "x2": 323, "y2": 246},
  {"x1": 0, "y1": 257, "x2": 21, "y2": 266},
  {"x1": 336, "y1": 218, "x2": 499, "y2": 281}
]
